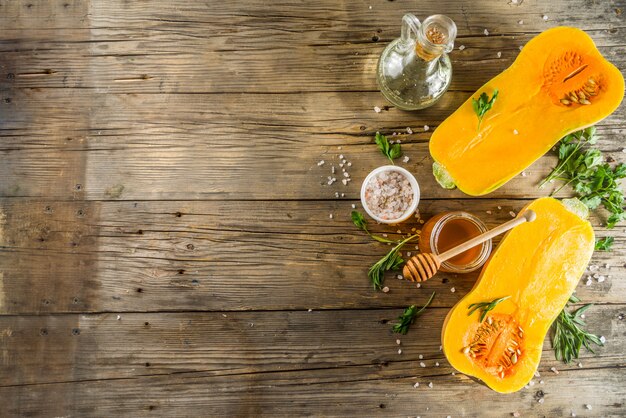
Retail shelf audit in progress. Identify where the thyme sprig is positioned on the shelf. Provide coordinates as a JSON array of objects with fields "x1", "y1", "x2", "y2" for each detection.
[
  {"x1": 594, "y1": 236, "x2": 614, "y2": 251},
  {"x1": 392, "y1": 292, "x2": 436, "y2": 335},
  {"x1": 472, "y1": 89, "x2": 499, "y2": 131},
  {"x1": 551, "y1": 295, "x2": 603, "y2": 364},
  {"x1": 467, "y1": 296, "x2": 510, "y2": 322},
  {"x1": 351, "y1": 211, "x2": 397, "y2": 244},
  {"x1": 368, "y1": 233, "x2": 419, "y2": 290}
]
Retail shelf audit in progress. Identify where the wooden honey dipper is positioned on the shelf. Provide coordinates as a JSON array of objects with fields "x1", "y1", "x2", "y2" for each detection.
[{"x1": 403, "y1": 210, "x2": 537, "y2": 282}]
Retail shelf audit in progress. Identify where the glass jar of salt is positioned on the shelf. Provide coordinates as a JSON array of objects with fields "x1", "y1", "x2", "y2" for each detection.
[{"x1": 377, "y1": 14, "x2": 457, "y2": 110}]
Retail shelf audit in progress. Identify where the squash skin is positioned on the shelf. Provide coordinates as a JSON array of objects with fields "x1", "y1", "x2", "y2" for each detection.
[
  {"x1": 441, "y1": 198, "x2": 595, "y2": 393},
  {"x1": 430, "y1": 27, "x2": 625, "y2": 196}
]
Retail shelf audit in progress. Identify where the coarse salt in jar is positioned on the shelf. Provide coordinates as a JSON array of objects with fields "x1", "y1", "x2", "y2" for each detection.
[{"x1": 360, "y1": 165, "x2": 420, "y2": 224}]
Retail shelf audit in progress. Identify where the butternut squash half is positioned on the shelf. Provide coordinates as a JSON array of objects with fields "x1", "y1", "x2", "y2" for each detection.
[
  {"x1": 430, "y1": 27, "x2": 624, "y2": 196},
  {"x1": 441, "y1": 197, "x2": 595, "y2": 393}
]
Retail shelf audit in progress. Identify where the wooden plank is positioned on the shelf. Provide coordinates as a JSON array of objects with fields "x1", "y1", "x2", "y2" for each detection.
[
  {"x1": 0, "y1": 89, "x2": 624, "y2": 200},
  {"x1": 1, "y1": 199, "x2": 623, "y2": 314},
  {"x1": 0, "y1": 1, "x2": 623, "y2": 93},
  {"x1": 0, "y1": 305, "x2": 622, "y2": 387},
  {"x1": 2, "y1": 360, "x2": 624, "y2": 416}
]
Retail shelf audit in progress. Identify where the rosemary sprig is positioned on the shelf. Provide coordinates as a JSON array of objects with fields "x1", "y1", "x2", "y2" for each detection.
[
  {"x1": 472, "y1": 89, "x2": 499, "y2": 131},
  {"x1": 392, "y1": 292, "x2": 436, "y2": 335},
  {"x1": 551, "y1": 295, "x2": 603, "y2": 364},
  {"x1": 368, "y1": 233, "x2": 419, "y2": 290},
  {"x1": 351, "y1": 211, "x2": 397, "y2": 244},
  {"x1": 467, "y1": 296, "x2": 510, "y2": 322},
  {"x1": 375, "y1": 132, "x2": 402, "y2": 164},
  {"x1": 594, "y1": 236, "x2": 614, "y2": 251}
]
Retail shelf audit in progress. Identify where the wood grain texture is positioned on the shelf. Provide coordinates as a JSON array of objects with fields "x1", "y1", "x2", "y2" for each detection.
[
  {"x1": 0, "y1": 199, "x2": 623, "y2": 314},
  {"x1": 0, "y1": 305, "x2": 623, "y2": 387},
  {"x1": 0, "y1": 0, "x2": 624, "y2": 416}
]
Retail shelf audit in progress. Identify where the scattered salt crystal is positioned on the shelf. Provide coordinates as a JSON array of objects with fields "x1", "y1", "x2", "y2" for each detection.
[
  {"x1": 600, "y1": 335, "x2": 606, "y2": 344},
  {"x1": 407, "y1": 252, "x2": 412, "y2": 257},
  {"x1": 529, "y1": 380, "x2": 535, "y2": 386},
  {"x1": 341, "y1": 193, "x2": 345, "y2": 197},
  {"x1": 585, "y1": 404, "x2": 592, "y2": 410},
  {"x1": 622, "y1": 148, "x2": 626, "y2": 153},
  {"x1": 369, "y1": 5, "x2": 372, "y2": 9},
  {"x1": 497, "y1": 51, "x2": 502, "y2": 58},
  {"x1": 519, "y1": 45, "x2": 523, "y2": 51},
  {"x1": 347, "y1": 162, "x2": 352, "y2": 166},
  {"x1": 382, "y1": 286, "x2": 390, "y2": 293},
  {"x1": 396, "y1": 229, "x2": 402, "y2": 234},
  {"x1": 416, "y1": 283, "x2": 421, "y2": 288},
  {"x1": 331, "y1": 166, "x2": 336, "y2": 174},
  {"x1": 339, "y1": 154, "x2": 344, "y2": 159},
  {"x1": 374, "y1": 106, "x2": 382, "y2": 113},
  {"x1": 351, "y1": 204, "x2": 356, "y2": 209},
  {"x1": 308, "y1": 308, "x2": 313, "y2": 312},
  {"x1": 117, "y1": 315, "x2": 121, "y2": 320},
  {"x1": 521, "y1": 172, "x2": 527, "y2": 177},
  {"x1": 498, "y1": 206, "x2": 502, "y2": 210},
  {"x1": 571, "y1": 412, "x2": 577, "y2": 417},
  {"x1": 335, "y1": 192, "x2": 339, "y2": 198},
  {"x1": 337, "y1": 146, "x2": 342, "y2": 150},
  {"x1": 413, "y1": 382, "x2": 420, "y2": 388},
  {"x1": 343, "y1": 172, "x2": 350, "y2": 178},
  {"x1": 542, "y1": 14, "x2": 549, "y2": 20},
  {"x1": 435, "y1": 362, "x2": 440, "y2": 366},
  {"x1": 340, "y1": 164, "x2": 344, "y2": 168},
  {"x1": 484, "y1": 29, "x2": 489, "y2": 36},
  {"x1": 424, "y1": 125, "x2": 430, "y2": 131},
  {"x1": 428, "y1": 382, "x2": 433, "y2": 388},
  {"x1": 550, "y1": 367, "x2": 559, "y2": 374},
  {"x1": 317, "y1": 160, "x2": 325, "y2": 166},
  {"x1": 342, "y1": 179, "x2": 348, "y2": 185},
  {"x1": 585, "y1": 278, "x2": 592, "y2": 286},
  {"x1": 419, "y1": 354, "x2": 423, "y2": 359},
  {"x1": 403, "y1": 156, "x2": 410, "y2": 163},
  {"x1": 513, "y1": 413, "x2": 521, "y2": 418},
  {"x1": 397, "y1": 274, "x2": 403, "y2": 280},
  {"x1": 581, "y1": 314, "x2": 585, "y2": 319},
  {"x1": 540, "y1": 380, "x2": 544, "y2": 384},
  {"x1": 534, "y1": 371, "x2": 541, "y2": 377},
  {"x1": 518, "y1": 20, "x2": 524, "y2": 24},
  {"x1": 439, "y1": 346, "x2": 442, "y2": 351},
  {"x1": 486, "y1": 210, "x2": 492, "y2": 215},
  {"x1": 597, "y1": 276, "x2": 606, "y2": 283},
  {"x1": 329, "y1": 214, "x2": 333, "y2": 219},
  {"x1": 396, "y1": 339, "x2": 401, "y2": 345},
  {"x1": 509, "y1": 211, "x2": 516, "y2": 218},
  {"x1": 451, "y1": 287, "x2": 456, "y2": 293},
  {"x1": 452, "y1": 372, "x2": 456, "y2": 375},
  {"x1": 342, "y1": 159, "x2": 347, "y2": 164},
  {"x1": 406, "y1": 127, "x2": 413, "y2": 134},
  {"x1": 398, "y1": 348, "x2": 402, "y2": 354},
  {"x1": 538, "y1": 398, "x2": 544, "y2": 404},
  {"x1": 420, "y1": 362, "x2": 426, "y2": 367},
  {"x1": 459, "y1": 45, "x2": 466, "y2": 51}
]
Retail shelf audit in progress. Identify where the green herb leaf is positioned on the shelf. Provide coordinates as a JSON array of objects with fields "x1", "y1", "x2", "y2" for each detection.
[
  {"x1": 375, "y1": 132, "x2": 402, "y2": 164},
  {"x1": 392, "y1": 292, "x2": 436, "y2": 334},
  {"x1": 551, "y1": 295, "x2": 603, "y2": 364},
  {"x1": 368, "y1": 233, "x2": 418, "y2": 289},
  {"x1": 471, "y1": 89, "x2": 499, "y2": 130},
  {"x1": 351, "y1": 210, "x2": 397, "y2": 244},
  {"x1": 594, "y1": 236, "x2": 614, "y2": 251},
  {"x1": 467, "y1": 296, "x2": 510, "y2": 322},
  {"x1": 539, "y1": 127, "x2": 625, "y2": 229}
]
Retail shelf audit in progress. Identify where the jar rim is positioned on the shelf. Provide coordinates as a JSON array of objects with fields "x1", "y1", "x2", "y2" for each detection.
[{"x1": 429, "y1": 211, "x2": 492, "y2": 273}]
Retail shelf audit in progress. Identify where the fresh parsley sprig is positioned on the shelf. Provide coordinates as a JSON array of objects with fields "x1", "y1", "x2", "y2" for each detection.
[
  {"x1": 375, "y1": 132, "x2": 402, "y2": 164},
  {"x1": 472, "y1": 89, "x2": 499, "y2": 130},
  {"x1": 539, "y1": 127, "x2": 626, "y2": 228},
  {"x1": 594, "y1": 236, "x2": 614, "y2": 251},
  {"x1": 467, "y1": 296, "x2": 510, "y2": 322},
  {"x1": 368, "y1": 233, "x2": 419, "y2": 290},
  {"x1": 551, "y1": 295, "x2": 603, "y2": 364},
  {"x1": 392, "y1": 292, "x2": 436, "y2": 335},
  {"x1": 351, "y1": 211, "x2": 397, "y2": 244}
]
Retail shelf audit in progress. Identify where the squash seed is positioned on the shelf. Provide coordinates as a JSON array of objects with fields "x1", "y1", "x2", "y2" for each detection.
[
  {"x1": 578, "y1": 91, "x2": 587, "y2": 100},
  {"x1": 580, "y1": 99, "x2": 591, "y2": 105},
  {"x1": 569, "y1": 93, "x2": 579, "y2": 103},
  {"x1": 463, "y1": 346, "x2": 471, "y2": 354},
  {"x1": 517, "y1": 349, "x2": 522, "y2": 355},
  {"x1": 487, "y1": 316, "x2": 493, "y2": 325},
  {"x1": 588, "y1": 78, "x2": 596, "y2": 85},
  {"x1": 499, "y1": 371, "x2": 505, "y2": 379},
  {"x1": 511, "y1": 353, "x2": 518, "y2": 364},
  {"x1": 560, "y1": 98, "x2": 571, "y2": 105}
]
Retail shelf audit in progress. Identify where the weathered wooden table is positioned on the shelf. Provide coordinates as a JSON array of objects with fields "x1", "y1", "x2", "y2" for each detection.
[{"x1": 1, "y1": 1, "x2": 624, "y2": 416}]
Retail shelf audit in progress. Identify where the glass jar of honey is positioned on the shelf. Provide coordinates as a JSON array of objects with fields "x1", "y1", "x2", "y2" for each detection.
[{"x1": 418, "y1": 211, "x2": 492, "y2": 273}]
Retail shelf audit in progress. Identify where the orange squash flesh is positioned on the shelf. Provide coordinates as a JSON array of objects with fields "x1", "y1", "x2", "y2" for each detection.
[
  {"x1": 430, "y1": 27, "x2": 625, "y2": 196},
  {"x1": 441, "y1": 198, "x2": 595, "y2": 393}
]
